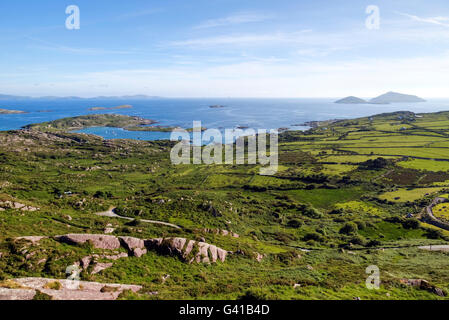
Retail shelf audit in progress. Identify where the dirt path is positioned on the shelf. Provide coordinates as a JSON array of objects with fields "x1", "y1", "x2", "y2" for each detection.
[
  {"x1": 95, "y1": 207, "x2": 181, "y2": 229},
  {"x1": 418, "y1": 245, "x2": 449, "y2": 252}
]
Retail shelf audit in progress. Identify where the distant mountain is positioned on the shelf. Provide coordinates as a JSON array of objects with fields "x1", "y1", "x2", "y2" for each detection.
[
  {"x1": 369, "y1": 92, "x2": 426, "y2": 104},
  {"x1": 335, "y1": 96, "x2": 368, "y2": 104},
  {"x1": 0, "y1": 94, "x2": 31, "y2": 100},
  {"x1": 335, "y1": 92, "x2": 426, "y2": 105},
  {"x1": 0, "y1": 94, "x2": 162, "y2": 100}
]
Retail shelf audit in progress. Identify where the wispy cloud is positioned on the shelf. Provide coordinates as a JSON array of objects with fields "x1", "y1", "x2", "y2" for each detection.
[
  {"x1": 194, "y1": 13, "x2": 272, "y2": 29},
  {"x1": 399, "y1": 12, "x2": 449, "y2": 27},
  {"x1": 27, "y1": 38, "x2": 136, "y2": 55},
  {"x1": 167, "y1": 30, "x2": 312, "y2": 47},
  {"x1": 117, "y1": 8, "x2": 163, "y2": 20}
]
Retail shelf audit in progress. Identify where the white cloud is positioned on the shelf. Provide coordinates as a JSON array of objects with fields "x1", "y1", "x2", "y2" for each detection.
[
  {"x1": 5, "y1": 53, "x2": 449, "y2": 98},
  {"x1": 27, "y1": 38, "x2": 136, "y2": 55},
  {"x1": 167, "y1": 30, "x2": 313, "y2": 47},
  {"x1": 399, "y1": 12, "x2": 449, "y2": 27},
  {"x1": 194, "y1": 13, "x2": 272, "y2": 29}
]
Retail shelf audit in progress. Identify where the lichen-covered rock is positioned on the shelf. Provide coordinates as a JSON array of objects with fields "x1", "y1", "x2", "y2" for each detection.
[
  {"x1": 0, "y1": 200, "x2": 39, "y2": 212},
  {"x1": 400, "y1": 279, "x2": 446, "y2": 297},
  {"x1": 146, "y1": 237, "x2": 227, "y2": 263},
  {"x1": 15, "y1": 236, "x2": 47, "y2": 244},
  {"x1": 0, "y1": 278, "x2": 142, "y2": 300},
  {"x1": 199, "y1": 228, "x2": 239, "y2": 238},
  {"x1": 55, "y1": 234, "x2": 121, "y2": 250},
  {"x1": 91, "y1": 263, "x2": 113, "y2": 275},
  {"x1": 119, "y1": 236, "x2": 145, "y2": 250},
  {"x1": 133, "y1": 248, "x2": 147, "y2": 258}
]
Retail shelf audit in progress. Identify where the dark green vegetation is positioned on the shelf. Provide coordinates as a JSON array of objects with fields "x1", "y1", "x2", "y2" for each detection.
[{"x1": 1, "y1": 110, "x2": 449, "y2": 300}]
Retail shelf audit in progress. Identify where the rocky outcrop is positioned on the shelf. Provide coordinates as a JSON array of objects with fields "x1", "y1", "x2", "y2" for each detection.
[
  {"x1": 0, "y1": 278, "x2": 142, "y2": 300},
  {"x1": 0, "y1": 200, "x2": 39, "y2": 212},
  {"x1": 91, "y1": 263, "x2": 113, "y2": 275},
  {"x1": 146, "y1": 237, "x2": 228, "y2": 263},
  {"x1": 119, "y1": 236, "x2": 147, "y2": 257},
  {"x1": 20, "y1": 234, "x2": 228, "y2": 264},
  {"x1": 55, "y1": 234, "x2": 121, "y2": 250},
  {"x1": 400, "y1": 279, "x2": 446, "y2": 297},
  {"x1": 15, "y1": 236, "x2": 47, "y2": 244},
  {"x1": 199, "y1": 228, "x2": 239, "y2": 238}
]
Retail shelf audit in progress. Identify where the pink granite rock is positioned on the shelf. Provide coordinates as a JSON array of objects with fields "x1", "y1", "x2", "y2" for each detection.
[
  {"x1": 56, "y1": 234, "x2": 121, "y2": 250},
  {"x1": 3, "y1": 278, "x2": 142, "y2": 300}
]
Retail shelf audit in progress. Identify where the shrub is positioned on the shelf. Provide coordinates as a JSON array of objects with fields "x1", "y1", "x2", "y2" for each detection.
[
  {"x1": 302, "y1": 232, "x2": 324, "y2": 242},
  {"x1": 287, "y1": 219, "x2": 302, "y2": 228},
  {"x1": 354, "y1": 220, "x2": 366, "y2": 230},
  {"x1": 339, "y1": 222, "x2": 358, "y2": 235},
  {"x1": 238, "y1": 290, "x2": 268, "y2": 301},
  {"x1": 350, "y1": 235, "x2": 366, "y2": 246},
  {"x1": 366, "y1": 239, "x2": 382, "y2": 247},
  {"x1": 425, "y1": 229, "x2": 443, "y2": 240},
  {"x1": 43, "y1": 281, "x2": 62, "y2": 290},
  {"x1": 402, "y1": 218, "x2": 420, "y2": 229}
]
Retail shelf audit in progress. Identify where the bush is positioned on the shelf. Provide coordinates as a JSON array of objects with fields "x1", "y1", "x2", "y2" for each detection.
[
  {"x1": 425, "y1": 229, "x2": 444, "y2": 240},
  {"x1": 354, "y1": 220, "x2": 366, "y2": 230},
  {"x1": 287, "y1": 219, "x2": 303, "y2": 228},
  {"x1": 302, "y1": 232, "x2": 324, "y2": 242},
  {"x1": 238, "y1": 290, "x2": 268, "y2": 301},
  {"x1": 339, "y1": 222, "x2": 358, "y2": 235},
  {"x1": 402, "y1": 218, "x2": 420, "y2": 229},
  {"x1": 350, "y1": 235, "x2": 366, "y2": 246},
  {"x1": 366, "y1": 239, "x2": 382, "y2": 247}
]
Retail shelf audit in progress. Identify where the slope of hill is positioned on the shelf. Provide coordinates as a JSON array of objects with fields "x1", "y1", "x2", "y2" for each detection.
[
  {"x1": 335, "y1": 96, "x2": 368, "y2": 104},
  {"x1": 370, "y1": 92, "x2": 426, "y2": 104}
]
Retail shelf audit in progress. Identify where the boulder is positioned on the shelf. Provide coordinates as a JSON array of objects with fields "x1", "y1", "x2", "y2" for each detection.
[
  {"x1": 91, "y1": 263, "x2": 113, "y2": 275},
  {"x1": 80, "y1": 256, "x2": 92, "y2": 269},
  {"x1": 104, "y1": 228, "x2": 115, "y2": 234},
  {"x1": 133, "y1": 248, "x2": 147, "y2": 258},
  {"x1": 119, "y1": 236, "x2": 145, "y2": 250},
  {"x1": 146, "y1": 237, "x2": 227, "y2": 263},
  {"x1": 400, "y1": 279, "x2": 446, "y2": 297},
  {"x1": 15, "y1": 236, "x2": 47, "y2": 244},
  {"x1": 55, "y1": 234, "x2": 121, "y2": 250}
]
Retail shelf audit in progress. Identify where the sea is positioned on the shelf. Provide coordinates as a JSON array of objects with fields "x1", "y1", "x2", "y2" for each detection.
[{"x1": 1, "y1": 98, "x2": 449, "y2": 141}]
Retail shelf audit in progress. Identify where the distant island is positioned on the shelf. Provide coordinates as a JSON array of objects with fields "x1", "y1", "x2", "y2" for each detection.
[
  {"x1": 335, "y1": 91, "x2": 426, "y2": 104},
  {"x1": 209, "y1": 105, "x2": 225, "y2": 109},
  {"x1": 88, "y1": 105, "x2": 133, "y2": 111},
  {"x1": 0, "y1": 108, "x2": 27, "y2": 114},
  {"x1": 335, "y1": 96, "x2": 370, "y2": 104}
]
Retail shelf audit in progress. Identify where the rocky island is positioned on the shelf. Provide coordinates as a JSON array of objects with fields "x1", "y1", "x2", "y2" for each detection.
[
  {"x1": 336, "y1": 91, "x2": 426, "y2": 104},
  {"x1": 88, "y1": 105, "x2": 133, "y2": 111},
  {"x1": 0, "y1": 108, "x2": 27, "y2": 114}
]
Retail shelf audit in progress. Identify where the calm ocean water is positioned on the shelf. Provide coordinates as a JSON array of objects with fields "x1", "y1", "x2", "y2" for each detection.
[{"x1": 1, "y1": 98, "x2": 449, "y2": 141}]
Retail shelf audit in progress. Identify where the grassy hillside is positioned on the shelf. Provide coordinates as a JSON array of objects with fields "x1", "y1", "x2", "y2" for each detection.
[{"x1": 1, "y1": 110, "x2": 449, "y2": 300}]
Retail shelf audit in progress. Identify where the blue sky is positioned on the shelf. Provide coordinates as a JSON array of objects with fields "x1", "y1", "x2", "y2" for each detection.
[{"x1": 1, "y1": 0, "x2": 449, "y2": 98}]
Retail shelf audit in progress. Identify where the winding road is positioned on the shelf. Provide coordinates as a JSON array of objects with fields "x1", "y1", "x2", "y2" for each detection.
[{"x1": 95, "y1": 207, "x2": 181, "y2": 229}]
